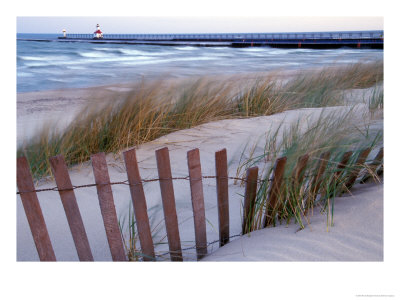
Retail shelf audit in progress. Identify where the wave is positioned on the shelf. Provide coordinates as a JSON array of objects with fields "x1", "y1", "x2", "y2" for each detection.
[
  {"x1": 47, "y1": 78, "x2": 68, "y2": 83},
  {"x1": 65, "y1": 65, "x2": 86, "y2": 70},
  {"x1": 120, "y1": 55, "x2": 216, "y2": 66},
  {"x1": 118, "y1": 49, "x2": 151, "y2": 56},
  {"x1": 19, "y1": 54, "x2": 72, "y2": 63},
  {"x1": 93, "y1": 47, "x2": 130, "y2": 55},
  {"x1": 92, "y1": 47, "x2": 151, "y2": 56},
  {"x1": 18, "y1": 56, "x2": 43, "y2": 61},
  {"x1": 78, "y1": 51, "x2": 111, "y2": 58},
  {"x1": 174, "y1": 46, "x2": 198, "y2": 51},
  {"x1": 17, "y1": 72, "x2": 34, "y2": 77}
]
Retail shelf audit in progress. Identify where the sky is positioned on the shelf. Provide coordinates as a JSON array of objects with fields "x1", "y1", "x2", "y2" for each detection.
[{"x1": 17, "y1": 16, "x2": 383, "y2": 34}]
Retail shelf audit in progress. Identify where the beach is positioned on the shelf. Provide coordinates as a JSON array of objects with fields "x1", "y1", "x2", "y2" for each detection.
[
  {"x1": 17, "y1": 81, "x2": 383, "y2": 261},
  {"x1": 11, "y1": 12, "x2": 397, "y2": 299}
]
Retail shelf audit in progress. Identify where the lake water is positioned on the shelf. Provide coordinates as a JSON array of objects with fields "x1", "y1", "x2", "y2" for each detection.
[{"x1": 17, "y1": 33, "x2": 383, "y2": 93}]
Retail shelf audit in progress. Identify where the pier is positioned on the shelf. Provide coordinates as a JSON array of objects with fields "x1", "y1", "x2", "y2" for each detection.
[{"x1": 21, "y1": 30, "x2": 384, "y2": 49}]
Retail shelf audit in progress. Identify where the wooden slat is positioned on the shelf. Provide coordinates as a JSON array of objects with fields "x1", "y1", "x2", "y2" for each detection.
[
  {"x1": 155, "y1": 147, "x2": 183, "y2": 261},
  {"x1": 327, "y1": 151, "x2": 353, "y2": 198},
  {"x1": 360, "y1": 147, "x2": 384, "y2": 184},
  {"x1": 91, "y1": 153, "x2": 126, "y2": 261},
  {"x1": 263, "y1": 156, "x2": 287, "y2": 228},
  {"x1": 344, "y1": 148, "x2": 372, "y2": 190},
  {"x1": 242, "y1": 166, "x2": 258, "y2": 235},
  {"x1": 215, "y1": 148, "x2": 230, "y2": 247},
  {"x1": 49, "y1": 155, "x2": 93, "y2": 261},
  {"x1": 17, "y1": 157, "x2": 56, "y2": 261},
  {"x1": 306, "y1": 151, "x2": 330, "y2": 213},
  {"x1": 287, "y1": 154, "x2": 309, "y2": 218},
  {"x1": 187, "y1": 148, "x2": 208, "y2": 260},
  {"x1": 292, "y1": 154, "x2": 309, "y2": 188},
  {"x1": 123, "y1": 148, "x2": 155, "y2": 261}
]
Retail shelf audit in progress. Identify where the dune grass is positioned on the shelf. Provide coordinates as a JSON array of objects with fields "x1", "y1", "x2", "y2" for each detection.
[
  {"x1": 237, "y1": 105, "x2": 383, "y2": 232},
  {"x1": 18, "y1": 60, "x2": 383, "y2": 179}
]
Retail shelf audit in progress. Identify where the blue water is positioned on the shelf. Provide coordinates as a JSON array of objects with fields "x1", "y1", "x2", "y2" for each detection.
[{"x1": 17, "y1": 33, "x2": 383, "y2": 93}]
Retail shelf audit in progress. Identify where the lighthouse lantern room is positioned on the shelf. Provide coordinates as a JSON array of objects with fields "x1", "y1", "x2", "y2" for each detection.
[{"x1": 94, "y1": 24, "x2": 103, "y2": 39}]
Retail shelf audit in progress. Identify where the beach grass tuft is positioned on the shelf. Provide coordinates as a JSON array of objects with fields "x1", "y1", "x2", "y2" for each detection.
[
  {"x1": 18, "y1": 60, "x2": 383, "y2": 179},
  {"x1": 237, "y1": 106, "x2": 383, "y2": 231}
]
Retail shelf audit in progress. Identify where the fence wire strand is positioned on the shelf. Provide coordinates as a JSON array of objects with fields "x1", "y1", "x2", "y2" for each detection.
[
  {"x1": 16, "y1": 175, "x2": 265, "y2": 195},
  {"x1": 16, "y1": 164, "x2": 380, "y2": 195},
  {"x1": 153, "y1": 233, "x2": 243, "y2": 260}
]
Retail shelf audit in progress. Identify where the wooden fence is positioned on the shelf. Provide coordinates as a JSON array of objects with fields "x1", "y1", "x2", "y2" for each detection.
[{"x1": 16, "y1": 146, "x2": 383, "y2": 261}]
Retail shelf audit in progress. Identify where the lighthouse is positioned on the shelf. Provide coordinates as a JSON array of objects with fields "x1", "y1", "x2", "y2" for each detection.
[
  {"x1": 62, "y1": 29, "x2": 67, "y2": 38},
  {"x1": 94, "y1": 24, "x2": 103, "y2": 39}
]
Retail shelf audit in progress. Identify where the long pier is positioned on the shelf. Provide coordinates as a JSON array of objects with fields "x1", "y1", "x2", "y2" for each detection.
[{"x1": 22, "y1": 30, "x2": 384, "y2": 49}]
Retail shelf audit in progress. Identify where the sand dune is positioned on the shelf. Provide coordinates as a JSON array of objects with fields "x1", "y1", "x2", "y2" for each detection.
[
  {"x1": 17, "y1": 100, "x2": 383, "y2": 261},
  {"x1": 203, "y1": 181, "x2": 383, "y2": 261}
]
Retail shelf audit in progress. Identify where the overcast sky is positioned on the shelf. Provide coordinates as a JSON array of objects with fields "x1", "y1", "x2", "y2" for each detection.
[{"x1": 17, "y1": 16, "x2": 383, "y2": 34}]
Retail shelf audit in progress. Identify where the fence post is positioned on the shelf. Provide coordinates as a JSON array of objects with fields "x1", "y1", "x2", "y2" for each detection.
[
  {"x1": 215, "y1": 148, "x2": 230, "y2": 247},
  {"x1": 326, "y1": 151, "x2": 353, "y2": 198},
  {"x1": 292, "y1": 154, "x2": 309, "y2": 188},
  {"x1": 288, "y1": 154, "x2": 309, "y2": 218},
  {"x1": 123, "y1": 148, "x2": 155, "y2": 261},
  {"x1": 344, "y1": 148, "x2": 372, "y2": 190},
  {"x1": 17, "y1": 157, "x2": 56, "y2": 261},
  {"x1": 360, "y1": 147, "x2": 383, "y2": 184},
  {"x1": 307, "y1": 151, "x2": 330, "y2": 214},
  {"x1": 91, "y1": 153, "x2": 127, "y2": 261},
  {"x1": 155, "y1": 147, "x2": 183, "y2": 261},
  {"x1": 263, "y1": 156, "x2": 287, "y2": 228},
  {"x1": 49, "y1": 155, "x2": 94, "y2": 261},
  {"x1": 187, "y1": 148, "x2": 208, "y2": 260},
  {"x1": 242, "y1": 166, "x2": 258, "y2": 235}
]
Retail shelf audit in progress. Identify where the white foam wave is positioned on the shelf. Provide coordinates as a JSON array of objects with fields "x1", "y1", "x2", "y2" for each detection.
[
  {"x1": 118, "y1": 49, "x2": 149, "y2": 56},
  {"x1": 120, "y1": 55, "x2": 216, "y2": 66},
  {"x1": 174, "y1": 46, "x2": 197, "y2": 51},
  {"x1": 19, "y1": 56, "x2": 43, "y2": 61},
  {"x1": 79, "y1": 52, "x2": 110, "y2": 58},
  {"x1": 18, "y1": 72, "x2": 34, "y2": 77}
]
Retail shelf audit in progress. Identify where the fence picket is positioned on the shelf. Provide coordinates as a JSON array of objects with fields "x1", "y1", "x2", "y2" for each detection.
[
  {"x1": 91, "y1": 153, "x2": 127, "y2": 261},
  {"x1": 292, "y1": 154, "x2": 309, "y2": 188},
  {"x1": 242, "y1": 167, "x2": 258, "y2": 235},
  {"x1": 49, "y1": 155, "x2": 93, "y2": 261},
  {"x1": 187, "y1": 148, "x2": 208, "y2": 260},
  {"x1": 360, "y1": 147, "x2": 384, "y2": 184},
  {"x1": 215, "y1": 148, "x2": 230, "y2": 247},
  {"x1": 263, "y1": 156, "x2": 287, "y2": 228},
  {"x1": 307, "y1": 151, "x2": 331, "y2": 214},
  {"x1": 17, "y1": 157, "x2": 56, "y2": 261},
  {"x1": 344, "y1": 148, "x2": 372, "y2": 190},
  {"x1": 326, "y1": 151, "x2": 353, "y2": 198},
  {"x1": 155, "y1": 147, "x2": 183, "y2": 261},
  {"x1": 123, "y1": 148, "x2": 155, "y2": 261}
]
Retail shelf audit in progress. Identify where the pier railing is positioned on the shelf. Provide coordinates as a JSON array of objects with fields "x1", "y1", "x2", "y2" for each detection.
[{"x1": 63, "y1": 30, "x2": 383, "y2": 41}]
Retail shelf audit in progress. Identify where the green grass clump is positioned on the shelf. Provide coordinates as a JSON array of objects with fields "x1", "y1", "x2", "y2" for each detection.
[
  {"x1": 18, "y1": 61, "x2": 383, "y2": 179},
  {"x1": 238, "y1": 107, "x2": 383, "y2": 232}
]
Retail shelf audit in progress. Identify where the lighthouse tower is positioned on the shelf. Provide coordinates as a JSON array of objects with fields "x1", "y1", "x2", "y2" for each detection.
[{"x1": 94, "y1": 24, "x2": 103, "y2": 39}]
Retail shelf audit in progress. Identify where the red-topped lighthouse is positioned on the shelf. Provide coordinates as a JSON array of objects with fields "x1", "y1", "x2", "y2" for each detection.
[{"x1": 94, "y1": 24, "x2": 103, "y2": 39}]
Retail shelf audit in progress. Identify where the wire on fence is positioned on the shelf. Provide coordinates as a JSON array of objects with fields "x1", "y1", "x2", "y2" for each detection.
[
  {"x1": 16, "y1": 175, "x2": 263, "y2": 195},
  {"x1": 155, "y1": 233, "x2": 243, "y2": 259},
  {"x1": 16, "y1": 164, "x2": 381, "y2": 195}
]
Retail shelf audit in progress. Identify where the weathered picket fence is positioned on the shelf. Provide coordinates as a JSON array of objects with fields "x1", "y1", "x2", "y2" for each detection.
[{"x1": 16, "y1": 146, "x2": 383, "y2": 261}]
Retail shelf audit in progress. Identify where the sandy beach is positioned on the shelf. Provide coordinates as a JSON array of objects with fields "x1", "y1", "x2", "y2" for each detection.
[
  {"x1": 17, "y1": 83, "x2": 383, "y2": 261},
  {"x1": 204, "y1": 180, "x2": 383, "y2": 261}
]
